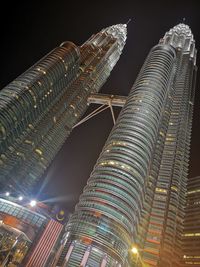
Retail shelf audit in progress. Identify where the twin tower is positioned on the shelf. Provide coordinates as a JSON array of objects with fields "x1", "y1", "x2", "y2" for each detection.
[{"x1": 0, "y1": 23, "x2": 197, "y2": 266}]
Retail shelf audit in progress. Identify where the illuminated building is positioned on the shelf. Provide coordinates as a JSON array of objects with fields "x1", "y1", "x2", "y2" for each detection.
[
  {"x1": 182, "y1": 176, "x2": 200, "y2": 266},
  {"x1": 0, "y1": 197, "x2": 63, "y2": 267},
  {"x1": 54, "y1": 24, "x2": 197, "y2": 267},
  {"x1": 0, "y1": 24, "x2": 127, "y2": 194},
  {"x1": 138, "y1": 24, "x2": 197, "y2": 267}
]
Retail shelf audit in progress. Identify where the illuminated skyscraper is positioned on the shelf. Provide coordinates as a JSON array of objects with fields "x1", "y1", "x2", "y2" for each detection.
[
  {"x1": 139, "y1": 24, "x2": 197, "y2": 267},
  {"x1": 0, "y1": 24, "x2": 127, "y2": 194},
  {"x1": 55, "y1": 24, "x2": 197, "y2": 267},
  {"x1": 182, "y1": 176, "x2": 200, "y2": 266}
]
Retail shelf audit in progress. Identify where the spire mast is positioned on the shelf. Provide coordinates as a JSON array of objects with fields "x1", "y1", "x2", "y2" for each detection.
[{"x1": 126, "y1": 18, "x2": 132, "y2": 25}]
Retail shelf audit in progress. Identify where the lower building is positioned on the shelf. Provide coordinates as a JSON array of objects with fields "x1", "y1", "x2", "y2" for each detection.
[
  {"x1": 0, "y1": 197, "x2": 63, "y2": 267},
  {"x1": 182, "y1": 176, "x2": 200, "y2": 266}
]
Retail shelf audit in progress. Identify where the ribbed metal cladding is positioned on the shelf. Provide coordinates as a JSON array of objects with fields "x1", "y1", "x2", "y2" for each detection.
[
  {"x1": 160, "y1": 54, "x2": 196, "y2": 267},
  {"x1": 139, "y1": 24, "x2": 197, "y2": 267},
  {"x1": 0, "y1": 24, "x2": 126, "y2": 193},
  {"x1": 59, "y1": 44, "x2": 175, "y2": 267},
  {"x1": 141, "y1": 53, "x2": 196, "y2": 267},
  {"x1": 182, "y1": 176, "x2": 200, "y2": 266},
  {"x1": 0, "y1": 42, "x2": 80, "y2": 190},
  {"x1": 18, "y1": 24, "x2": 126, "y2": 191},
  {"x1": 0, "y1": 42, "x2": 79, "y2": 148}
]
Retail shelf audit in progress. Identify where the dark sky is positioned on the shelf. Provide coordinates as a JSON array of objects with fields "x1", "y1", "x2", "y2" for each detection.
[{"x1": 0, "y1": 1, "x2": 200, "y2": 212}]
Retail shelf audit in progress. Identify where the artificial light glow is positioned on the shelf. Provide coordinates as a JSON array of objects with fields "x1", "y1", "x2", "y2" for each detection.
[
  {"x1": 18, "y1": 196, "x2": 23, "y2": 201},
  {"x1": 5, "y1": 192, "x2": 10, "y2": 196},
  {"x1": 30, "y1": 200, "x2": 37, "y2": 207},
  {"x1": 131, "y1": 247, "x2": 138, "y2": 254}
]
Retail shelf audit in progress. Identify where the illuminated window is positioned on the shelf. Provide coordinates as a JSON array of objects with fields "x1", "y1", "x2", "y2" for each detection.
[
  {"x1": 188, "y1": 189, "x2": 200, "y2": 194},
  {"x1": 24, "y1": 140, "x2": 32, "y2": 145},
  {"x1": 166, "y1": 137, "x2": 175, "y2": 141},
  {"x1": 155, "y1": 188, "x2": 167, "y2": 194},
  {"x1": 53, "y1": 116, "x2": 57, "y2": 123},
  {"x1": 183, "y1": 233, "x2": 200, "y2": 237},
  {"x1": 171, "y1": 186, "x2": 178, "y2": 192},
  {"x1": 37, "y1": 67, "x2": 46, "y2": 74},
  {"x1": 70, "y1": 104, "x2": 75, "y2": 110},
  {"x1": 159, "y1": 131, "x2": 165, "y2": 137},
  {"x1": 28, "y1": 124, "x2": 34, "y2": 130},
  {"x1": 35, "y1": 149, "x2": 43, "y2": 156}
]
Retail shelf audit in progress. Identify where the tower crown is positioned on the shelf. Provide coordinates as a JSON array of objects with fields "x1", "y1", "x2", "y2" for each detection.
[
  {"x1": 161, "y1": 23, "x2": 196, "y2": 63},
  {"x1": 83, "y1": 24, "x2": 127, "y2": 53},
  {"x1": 171, "y1": 23, "x2": 193, "y2": 38},
  {"x1": 103, "y1": 24, "x2": 127, "y2": 51},
  {"x1": 103, "y1": 24, "x2": 127, "y2": 41}
]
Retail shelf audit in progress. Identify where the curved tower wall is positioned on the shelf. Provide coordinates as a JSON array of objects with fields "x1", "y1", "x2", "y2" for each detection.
[
  {"x1": 183, "y1": 176, "x2": 200, "y2": 266},
  {"x1": 0, "y1": 24, "x2": 126, "y2": 193},
  {"x1": 140, "y1": 24, "x2": 197, "y2": 267},
  {"x1": 0, "y1": 42, "x2": 79, "y2": 192}
]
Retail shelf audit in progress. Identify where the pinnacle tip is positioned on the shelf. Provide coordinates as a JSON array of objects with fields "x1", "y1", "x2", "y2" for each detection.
[{"x1": 126, "y1": 18, "x2": 132, "y2": 25}]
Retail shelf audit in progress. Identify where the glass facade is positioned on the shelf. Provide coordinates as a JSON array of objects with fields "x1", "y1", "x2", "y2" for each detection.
[
  {"x1": 0, "y1": 198, "x2": 46, "y2": 229},
  {"x1": 0, "y1": 24, "x2": 127, "y2": 194},
  {"x1": 182, "y1": 176, "x2": 200, "y2": 266},
  {"x1": 56, "y1": 24, "x2": 197, "y2": 267},
  {"x1": 140, "y1": 24, "x2": 197, "y2": 267},
  {"x1": 0, "y1": 198, "x2": 47, "y2": 266}
]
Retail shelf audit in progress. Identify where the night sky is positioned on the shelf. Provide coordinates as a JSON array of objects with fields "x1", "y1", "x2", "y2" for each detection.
[{"x1": 1, "y1": 1, "x2": 200, "y2": 212}]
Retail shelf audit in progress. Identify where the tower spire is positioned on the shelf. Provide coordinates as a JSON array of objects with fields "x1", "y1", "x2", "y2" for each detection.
[{"x1": 126, "y1": 18, "x2": 132, "y2": 25}]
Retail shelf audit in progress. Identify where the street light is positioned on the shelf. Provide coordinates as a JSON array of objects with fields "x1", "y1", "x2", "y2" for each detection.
[
  {"x1": 131, "y1": 246, "x2": 139, "y2": 255},
  {"x1": 5, "y1": 192, "x2": 10, "y2": 196},
  {"x1": 18, "y1": 196, "x2": 23, "y2": 201},
  {"x1": 30, "y1": 200, "x2": 37, "y2": 207},
  {"x1": 130, "y1": 246, "x2": 140, "y2": 266}
]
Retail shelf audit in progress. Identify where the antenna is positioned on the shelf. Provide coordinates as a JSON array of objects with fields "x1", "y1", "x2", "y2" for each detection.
[{"x1": 126, "y1": 18, "x2": 132, "y2": 25}]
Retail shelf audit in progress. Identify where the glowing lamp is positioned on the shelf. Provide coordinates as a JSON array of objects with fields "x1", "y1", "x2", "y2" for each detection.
[
  {"x1": 30, "y1": 200, "x2": 37, "y2": 207},
  {"x1": 131, "y1": 247, "x2": 138, "y2": 254}
]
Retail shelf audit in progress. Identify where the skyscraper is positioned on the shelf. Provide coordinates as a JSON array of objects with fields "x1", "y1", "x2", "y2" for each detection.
[
  {"x1": 0, "y1": 24, "x2": 127, "y2": 194},
  {"x1": 140, "y1": 24, "x2": 197, "y2": 267},
  {"x1": 182, "y1": 176, "x2": 200, "y2": 266},
  {"x1": 55, "y1": 24, "x2": 197, "y2": 267}
]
